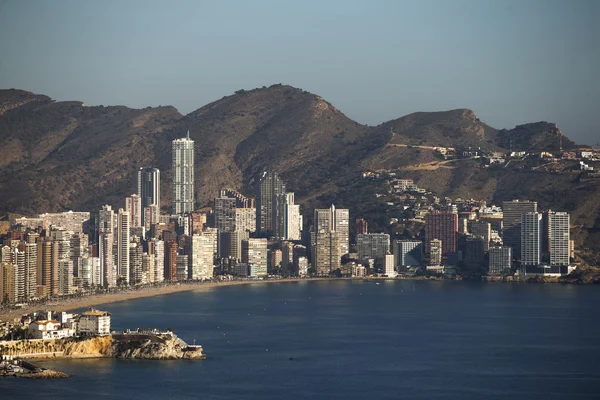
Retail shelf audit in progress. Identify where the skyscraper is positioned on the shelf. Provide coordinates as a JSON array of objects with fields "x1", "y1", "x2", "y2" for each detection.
[
  {"x1": 311, "y1": 230, "x2": 341, "y2": 276},
  {"x1": 256, "y1": 170, "x2": 286, "y2": 235},
  {"x1": 549, "y1": 211, "x2": 570, "y2": 266},
  {"x1": 503, "y1": 200, "x2": 537, "y2": 259},
  {"x1": 313, "y1": 204, "x2": 349, "y2": 257},
  {"x1": 186, "y1": 234, "x2": 215, "y2": 280},
  {"x1": 138, "y1": 167, "x2": 160, "y2": 225},
  {"x1": 424, "y1": 211, "x2": 458, "y2": 261},
  {"x1": 521, "y1": 212, "x2": 542, "y2": 266},
  {"x1": 488, "y1": 246, "x2": 512, "y2": 274},
  {"x1": 215, "y1": 196, "x2": 237, "y2": 233},
  {"x1": 117, "y1": 208, "x2": 131, "y2": 284},
  {"x1": 172, "y1": 131, "x2": 195, "y2": 214},
  {"x1": 125, "y1": 194, "x2": 142, "y2": 228},
  {"x1": 279, "y1": 193, "x2": 301, "y2": 241},
  {"x1": 470, "y1": 221, "x2": 491, "y2": 252},
  {"x1": 394, "y1": 240, "x2": 423, "y2": 269}
]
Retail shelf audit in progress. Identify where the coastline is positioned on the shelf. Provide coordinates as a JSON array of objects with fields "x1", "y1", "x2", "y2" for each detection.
[
  {"x1": 1, "y1": 272, "x2": 597, "y2": 322},
  {"x1": 0, "y1": 278, "x2": 329, "y2": 322}
]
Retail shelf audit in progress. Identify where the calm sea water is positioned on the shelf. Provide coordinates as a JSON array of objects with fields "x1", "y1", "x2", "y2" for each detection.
[{"x1": 2, "y1": 280, "x2": 600, "y2": 399}]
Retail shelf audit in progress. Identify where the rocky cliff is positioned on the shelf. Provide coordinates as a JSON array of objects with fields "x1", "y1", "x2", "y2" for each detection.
[{"x1": 0, "y1": 334, "x2": 205, "y2": 360}]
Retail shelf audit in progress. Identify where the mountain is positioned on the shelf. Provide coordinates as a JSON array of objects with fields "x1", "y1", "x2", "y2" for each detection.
[{"x1": 0, "y1": 85, "x2": 598, "y2": 264}]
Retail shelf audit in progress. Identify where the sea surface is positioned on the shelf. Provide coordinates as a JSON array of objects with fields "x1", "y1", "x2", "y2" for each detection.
[{"x1": 3, "y1": 280, "x2": 600, "y2": 399}]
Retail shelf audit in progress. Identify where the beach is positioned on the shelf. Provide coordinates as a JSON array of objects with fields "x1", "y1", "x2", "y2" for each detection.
[{"x1": 0, "y1": 278, "x2": 318, "y2": 322}]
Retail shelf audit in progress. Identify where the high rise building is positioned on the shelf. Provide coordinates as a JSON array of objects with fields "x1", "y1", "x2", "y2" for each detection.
[
  {"x1": 313, "y1": 204, "x2": 349, "y2": 257},
  {"x1": 424, "y1": 211, "x2": 458, "y2": 261},
  {"x1": 138, "y1": 167, "x2": 160, "y2": 226},
  {"x1": 176, "y1": 254, "x2": 188, "y2": 281},
  {"x1": 488, "y1": 246, "x2": 512, "y2": 274},
  {"x1": 165, "y1": 241, "x2": 178, "y2": 281},
  {"x1": 269, "y1": 249, "x2": 282, "y2": 272},
  {"x1": 172, "y1": 131, "x2": 195, "y2": 214},
  {"x1": 215, "y1": 196, "x2": 237, "y2": 233},
  {"x1": 429, "y1": 239, "x2": 443, "y2": 266},
  {"x1": 242, "y1": 238, "x2": 268, "y2": 277},
  {"x1": 0, "y1": 263, "x2": 17, "y2": 304},
  {"x1": 256, "y1": 170, "x2": 286, "y2": 234},
  {"x1": 51, "y1": 229, "x2": 72, "y2": 296},
  {"x1": 219, "y1": 230, "x2": 249, "y2": 261},
  {"x1": 281, "y1": 241, "x2": 295, "y2": 274},
  {"x1": 503, "y1": 200, "x2": 537, "y2": 258},
  {"x1": 98, "y1": 205, "x2": 115, "y2": 287},
  {"x1": 470, "y1": 221, "x2": 491, "y2": 252},
  {"x1": 235, "y1": 208, "x2": 256, "y2": 233},
  {"x1": 311, "y1": 230, "x2": 341, "y2": 276},
  {"x1": 117, "y1": 208, "x2": 131, "y2": 284},
  {"x1": 186, "y1": 234, "x2": 215, "y2": 280},
  {"x1": 356, "y1": 233, "x2": 390, "y2": 261},
  {"x1": 129, "y1": 240, "x2": 143, "y2": 284},
  {"x1": 394, "y1": 240, "x2": 423, "y2": 270},
  {"x1": 148, "y1": 238, "x2": 164, "y2": 283},
  {"x1": 21, "y1": 242, "x2": 37, "y2": 300},
  {"x1": 521, "y1": 212, "x2": 542, "y2": 266},
  {"x1": 463, "y1": 236, "x2": 485, "y2": 270},
  {"x1": 125, "y1": 194, "x2": 142, "y2": 228},
  {"x1": 549, "y1": 212, "x2": 570, "y2": 266},
  {"x1": 280, "y1": 193, "x2": 302, "y2": 241}
]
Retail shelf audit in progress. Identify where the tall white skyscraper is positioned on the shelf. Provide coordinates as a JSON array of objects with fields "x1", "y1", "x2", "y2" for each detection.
[
  {"x1": 172, "y1": 131, "x2": 195, "y2": 214},
  {"x1": 117, "y1": 208, "x2": 131, "y2": 284},
  {"x1": 125, "y1": 194, "x2": 142, "y2": 228},
  {"x1": 521, "y1": 212, "x2": 542, "y2": 266},
  {"x1": 549, "y1": 212, "x2": 570, "y2": 266}
]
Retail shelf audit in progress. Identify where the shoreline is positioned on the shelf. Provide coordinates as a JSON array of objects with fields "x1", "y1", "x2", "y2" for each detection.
[
  {"x1": 0, "y1": 278, "x2": 331, "y2": 321},
  {"x1": 1, "y1": 273, "x2": 597, "y2": 322}
]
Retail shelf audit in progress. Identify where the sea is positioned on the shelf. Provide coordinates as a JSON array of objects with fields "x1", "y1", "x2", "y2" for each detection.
[{"x1": 2, "y1": 280, "x2": 600, "y2": 399}]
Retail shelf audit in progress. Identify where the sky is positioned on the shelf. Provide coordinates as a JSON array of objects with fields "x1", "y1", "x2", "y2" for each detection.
[{"x1": 0, "y1": 0, "x2": 598, "y2": 144}]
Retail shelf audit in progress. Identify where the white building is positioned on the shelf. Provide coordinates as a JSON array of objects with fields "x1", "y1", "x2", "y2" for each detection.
[
  {"x1": 117, "y1": 208, "x2": 131, "y2": 284},
  {"x1": 78, "y1": 309, "x2": 111, "y2": 336},
  {"x1": 125, "y1": 194, "x2": 142, "y2": 228},
  {"x1": 394, "y1": 240, "x2": 423, "y2": 269},
  {"x1": 242, "y1": 238, "x2": 268, "y2": 277},
  {"x1": 384, "y1": 254, "x2": 396, "y2": 277},
  {"x1": 172, "y1": 131, "x2": 195, "y2": 214},
  {"x1": 28, "y1": 320, "x2": 74, "y2": 339},
  {"x1": 235, "y1": 208, "x2": 256, "y2": 233}
]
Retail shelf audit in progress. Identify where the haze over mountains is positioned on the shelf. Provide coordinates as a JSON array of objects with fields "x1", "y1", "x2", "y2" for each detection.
[{"x1": 0, "y1": 84, "x2": 598, "y2": 260}]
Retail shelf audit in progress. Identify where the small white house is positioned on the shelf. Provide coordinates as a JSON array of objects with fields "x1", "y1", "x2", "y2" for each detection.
[
  {"x1": 78, "y1": 309, "x2": 111, "y2": 336},
  {"x1": 28, "y1": 320, "x2": 74, "y2": 339}
]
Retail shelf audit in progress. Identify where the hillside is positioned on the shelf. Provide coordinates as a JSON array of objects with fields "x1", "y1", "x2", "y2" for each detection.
[{"x1": 0, "y1": 85, "x2": 598, "y2": 260}]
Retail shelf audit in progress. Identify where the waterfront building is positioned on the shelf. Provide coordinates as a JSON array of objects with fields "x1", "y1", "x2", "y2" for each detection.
[
  {"x1": 297, "y1": 256, "x2": 309, "y2": 277},
  {"x1": 429, "y1": 239, "x2": 442, "y2": 266},
  {"x1": 148, "y1": 238, "x2": 165, "y2": 283},
  {"x1": 269, "y1": 249, "x2": 282, "y2": 272},
  {"x1": 98, "y1": 205, "x2": 115, "y2": 287},
  {"x1": 186, "y1": 234, "x2": 215, "y2": 280},
  {"x1": 503, "y1": 200, "x2": 537, "y2": 259},
  {"x1": 463, "y1": 236, "x2": 485, "y2": 270},
  {"x1": 242, "y1": 238, "x2": 268, "y2": 277},
  {"x1": 281, "y1": 241, "x2": 295, "y2": 274},
  {"x1": 311, "y1": 230, "x2": 341, "y2": 276},
  {"x1": 424, "y1": 211, "x2": 458, "y2": 261},
  {"x1": 29, "y1": 320, "x2": 74, "y2": 339},
  {"x1": 78, "y1": 309, "x2": 111, "y2": 336},
  {"x1": 165, "y1": 241, "x2": 178, "y2": 281},
  {"x1": 488, "y1": 246, "x2": 512, "y2": 274},
  {"x1": 356, "y1": 233, "x2": 390, "y2": 261},
  {"x1": 384, "y1": 254, "x2": 395, "y2": 277},
  {"x1": 138, "y1": 167, "x2": 160, "y2": 226},
  {"x1": 470, "y1": 221, "x2": 491, "y2": 252},
  {"x1": 172, "y1": 131, "x2": 195, "y2": 214},
  {"x1": 219, "y1": 230, "x2": 249, "y2": 261},
  {"x1": 394, "y1": 240, "x2": 423, "y2": 270},
  {"x1": 117, "y1": 209, "x2": 131, "y2": 284},
  {"x1": 256, "y1": 170, "x2": 286, "y2": 235},
  {"x1": 0, "y1": 262, "x2": 17, "y2": 304},
  {"x1": 313, "y1": 205, "x2": 349, "y2": 257},
  {"x1": 51, "y1": 229, "x2": 72, "y2": 296},
  {"x1": 176, "y1": 254, "x2": 189, "y2": 281},
  {"x1": 521, "y1": 212, "x2": 542, "y2": 266},
  {"x1": 549, "y1": 212, "x2": 570, "y2": 266},
  {"x1": 129, "y1": 240, "x2": 143, "y2": 284},
  {"x1": 279, "y1": 193, "x2": 302, "y2": 241}
]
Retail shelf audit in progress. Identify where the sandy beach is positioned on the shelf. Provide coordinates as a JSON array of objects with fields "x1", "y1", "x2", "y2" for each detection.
[{"x1": 0, "y1": 278, "x2": 327, "y2": 322}]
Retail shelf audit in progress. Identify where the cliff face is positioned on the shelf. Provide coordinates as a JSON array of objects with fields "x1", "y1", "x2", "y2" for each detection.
[{"x1": 0, "y1": 334, "x2": 205, "y2": 360}]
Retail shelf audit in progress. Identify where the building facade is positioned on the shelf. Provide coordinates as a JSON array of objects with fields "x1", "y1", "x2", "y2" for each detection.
[{"x1": 172, "y1": 131, "x2": 195, "y2": 214}]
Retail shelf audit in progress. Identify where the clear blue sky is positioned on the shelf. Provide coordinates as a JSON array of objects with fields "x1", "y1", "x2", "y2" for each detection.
[{"x1": 0, "y1": 0, "x2": 598, "y2": 144}]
